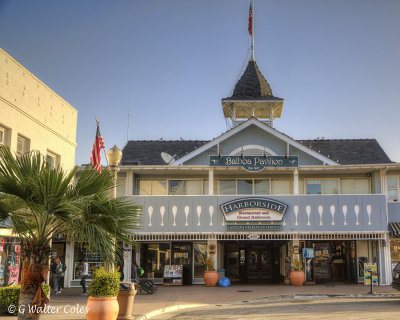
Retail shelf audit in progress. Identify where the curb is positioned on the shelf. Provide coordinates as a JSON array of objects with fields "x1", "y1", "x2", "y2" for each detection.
[
  {"x1": 135, "y1": 293, "x2": 400, "y2": 319},
  {"x1": 136, "y1": 304, "x2": 207, "y2": 320}
]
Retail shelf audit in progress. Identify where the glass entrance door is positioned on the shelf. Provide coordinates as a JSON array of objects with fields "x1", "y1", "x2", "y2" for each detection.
[{"x1": 247, "y1": 246, "x2": 273, "y2": 280}]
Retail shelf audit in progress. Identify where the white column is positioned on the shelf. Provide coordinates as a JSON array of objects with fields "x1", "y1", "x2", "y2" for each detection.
[
  {"x1": 380, "y1": 169, "x2": 387, "y2": 195},
  {"x1": 293, "y1": 169, "x2": 299, "y2": 195},
  {"x1": 383, "y1": 234, "x2": 392, "y2": 285},
  {"x1": 64, "y1": 242, "x2": 74, "y2": 288},
  {"x1": 127, "y1": 171, "x2": 134, "y2": 195},
  {"x1": 208, "y1": 168, "x2": 214, "y2": 195},
  {"x1": 123, "y1": 243, "x2": 132, "y2": 282}
]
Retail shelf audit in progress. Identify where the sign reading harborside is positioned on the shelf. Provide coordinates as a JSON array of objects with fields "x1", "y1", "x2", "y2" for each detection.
[
  {"x1": 210, "y1": 155, "x2": 298, "y2": 172},
  {"x1": 220, "y1": 197, "x2": 288, "y2": 222}
]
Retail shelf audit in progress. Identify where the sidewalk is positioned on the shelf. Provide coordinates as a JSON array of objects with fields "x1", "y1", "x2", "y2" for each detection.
[{"x1": 1, "y1": 284, "x2": 399, "y2": 319}]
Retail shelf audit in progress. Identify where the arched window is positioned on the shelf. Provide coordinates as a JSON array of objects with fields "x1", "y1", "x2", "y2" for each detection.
[{"x1": 229, "y1": 144, "x2": 277, "y2": 156}]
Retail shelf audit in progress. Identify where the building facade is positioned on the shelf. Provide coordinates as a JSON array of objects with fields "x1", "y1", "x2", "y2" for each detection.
[
  {"x1": 0, "y1": 48, "x2": 78, "y2": 287},
  {"x1": 98, "y1": 56, "x2": 399, "y2": 287}
]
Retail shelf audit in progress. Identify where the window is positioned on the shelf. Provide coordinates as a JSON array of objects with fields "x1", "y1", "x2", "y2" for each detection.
[
  {"x1": 340, "y1": 178, "x2": 369, "y2": 194},
  {"x1": 218, "y1": 180, "x2": 236, "y2": 195},
  {"x1": 16, "y1": 135, "x2": 29, "y2": 156},
  {"x1": 216, "y1": 178, "x2": 291, "y2": 195},
  {"x1": 140, "y1": 243, "x2": 171, "y2": 278},
  {"x1": 387, "y1": 176, "x2": 399, "y2": 202},
  {"x1": 254, "y1": 179, "x2": 270, "y2": 195},
  {"x1": 237, "y1": 179, "x2": 252, "y2": 194},
  {"x1": 46, "y1": 151, "x2": 59, "y2": 168},
  {"x1": 305, "y1": 179, "x2": 338, "y2": 194},
  {"x1": 271, "y1": 179, "x2": 291, "y2": 194},
  {"x1": 116, "y1": 172, "x2": 127, "y2": 197},
  {"x1": 138, "y1": 179, "x2": 167, "y2": 195},
  {"x1": 169, "y1": 180, "x2": 202, "y2": 195},
  {"x1": 0, "y1": 127, "x2": 5, "y2": 146}
]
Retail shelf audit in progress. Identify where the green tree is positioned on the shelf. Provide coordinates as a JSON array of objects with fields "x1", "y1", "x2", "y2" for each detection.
[{"x1": 0, "y1": 147, "x2": 140, "y2": 319}]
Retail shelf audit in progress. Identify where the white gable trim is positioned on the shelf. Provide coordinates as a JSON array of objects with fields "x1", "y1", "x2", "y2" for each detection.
[
  {"x1": 174, "y1": 118, "x2": 338, "y2": 166},
  {"x1": 229, "y1": 144, "x2": 277, "y2": 156}
]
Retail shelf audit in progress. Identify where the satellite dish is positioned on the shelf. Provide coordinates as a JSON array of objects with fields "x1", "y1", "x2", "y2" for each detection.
[{"x1": 161, "y1": 152, "x2": 176, "y2": 165}]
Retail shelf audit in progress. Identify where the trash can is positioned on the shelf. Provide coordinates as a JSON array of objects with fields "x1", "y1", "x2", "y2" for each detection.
[{"x1": 218, "y1": 269, "x2": 225, "y2": 281}]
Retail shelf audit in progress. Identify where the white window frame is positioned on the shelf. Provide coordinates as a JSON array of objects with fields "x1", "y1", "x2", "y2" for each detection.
[
  {"x1": 387, "y1": 176, "x2": 399, "y2": 202},
  {"x1": 304, "y1": 178, "x2": 339, "y2": 195},
  {"x1": 16, "y1": 135, "x2": 29, "y2": 156},
  {"x1": 0, "y1": 126, "x2": 5, "y2": 146}
]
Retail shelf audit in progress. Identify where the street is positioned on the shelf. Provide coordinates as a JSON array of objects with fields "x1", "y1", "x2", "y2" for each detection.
[{"x1": 160, "y1": 296, "x2": 400, "y2": 320}]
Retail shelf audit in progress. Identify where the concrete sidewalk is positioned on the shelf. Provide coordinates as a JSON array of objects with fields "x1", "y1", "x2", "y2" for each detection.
[{"x1": 1, "y1": 284, "x2": 399, "y2": 319}]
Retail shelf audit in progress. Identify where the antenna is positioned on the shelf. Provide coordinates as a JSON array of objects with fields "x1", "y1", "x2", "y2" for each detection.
[{"x1": 161, "y1": 152, "x2": 176, "y2": 165}]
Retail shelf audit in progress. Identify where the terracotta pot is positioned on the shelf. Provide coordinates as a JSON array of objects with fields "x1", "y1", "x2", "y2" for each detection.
[
  {"x1": 87, "y1": 296, "x2": 119, "y2": 320},
  {"x1": 290, "y1": 270, "x2": 305, "y2": 286},
  {"x1": 204, "y1": 271, "x2": 219, "y2": 287}
]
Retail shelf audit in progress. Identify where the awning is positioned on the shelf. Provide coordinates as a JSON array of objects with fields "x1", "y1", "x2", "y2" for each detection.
[{"x1": 389, "y1": 222, "x2": 400, "y2": 237}]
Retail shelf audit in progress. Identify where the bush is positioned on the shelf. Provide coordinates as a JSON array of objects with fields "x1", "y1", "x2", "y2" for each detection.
[
  {"x1": 88, "y1": 268, "x2": 120, "y2": 298},
  {"x1": 204, "y1": 257, "x2": 215, "y2": 271},
  {"x1": 0, "y1": 284, "x2": 50, "y2": 315},
  {"x1": 292, "y1": 259, "x2": 303, "y2": 271}
]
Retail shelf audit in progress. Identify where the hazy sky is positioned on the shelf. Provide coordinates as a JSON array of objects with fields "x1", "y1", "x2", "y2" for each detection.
[{"x1": 1, "y1": 0, "x2": 400, "y2": 165}]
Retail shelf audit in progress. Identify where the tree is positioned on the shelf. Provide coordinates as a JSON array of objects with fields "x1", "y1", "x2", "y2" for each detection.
[{"x1": 0, "y1": 147, "x2": 140, "y2": 319}]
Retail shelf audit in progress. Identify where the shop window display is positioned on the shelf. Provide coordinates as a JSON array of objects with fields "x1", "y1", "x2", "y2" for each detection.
[
  {"x1": 0, "y1": 237, "x2": 21, "y2": 286},
  {"x1": 140, "y1": 243, "x2": 171, "y2": 278},
  {"x1": 73, "y1": 244, "x2": 104, "y2": 279}
]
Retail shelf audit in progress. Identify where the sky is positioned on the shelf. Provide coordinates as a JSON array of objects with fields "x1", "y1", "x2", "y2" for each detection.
[{"x1": 1, "y1": 0, "x2": 400, "y2": 165}]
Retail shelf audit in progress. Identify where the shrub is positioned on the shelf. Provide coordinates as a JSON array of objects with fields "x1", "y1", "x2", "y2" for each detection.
[
  {"x1": 204, "y1": 257, "x2": 215, "y2": 271},
  {"x1": 0, "y1": 284, "x2": 50, "y2": 315},
  {"x1": 292, "y1": 259, "x2": 303, "y2": 271},
  {"x1": 88, "y1": 268, "x2": 120, "y2": 298}
]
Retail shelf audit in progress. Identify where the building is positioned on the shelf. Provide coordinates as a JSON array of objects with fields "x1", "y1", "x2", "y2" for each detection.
[
  {"x1": 0, "y1": 48, "x2": 78, "y2": 287},
  {"x1": 105, "y1": 52, "x2": 400, "y2": 287}
]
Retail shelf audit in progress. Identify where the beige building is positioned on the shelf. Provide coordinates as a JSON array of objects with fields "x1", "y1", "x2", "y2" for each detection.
[
  {"x1": 0, "y1": 48, "x2": 77, "y2": 171},
  {"x1": 0, "y1": 48, "x2": 77, "y2": 287}
]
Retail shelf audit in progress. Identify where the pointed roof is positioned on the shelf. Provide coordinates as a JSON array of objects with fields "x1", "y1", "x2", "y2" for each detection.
[{"x1": 222, "y1": 60, "x2": 283, "y2": 101}]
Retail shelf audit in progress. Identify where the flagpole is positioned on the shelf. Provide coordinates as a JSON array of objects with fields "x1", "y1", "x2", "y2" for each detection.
[
  {"x1": 251, "y1": 0, "x2": 255, "y2": 61},
  {"x1": 95, "y1": 118, "x2": 109, "y2": 166}
]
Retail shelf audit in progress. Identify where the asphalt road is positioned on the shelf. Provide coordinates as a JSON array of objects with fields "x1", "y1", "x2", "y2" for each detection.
[{"x1": 158, "y1": 296, "x2": 400, "y2": 320}]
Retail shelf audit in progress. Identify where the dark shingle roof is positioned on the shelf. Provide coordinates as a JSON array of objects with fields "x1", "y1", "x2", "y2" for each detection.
[
  {"x1": 121, "y1": 139, "x2": 391, "y2": 166},
  {"x1": 298, "y1": 139, "x2": 392, "y2": 165},
  {"x1": 222, "y1": 60, "x2": 283, "y2": 101},
  {"x1": 121, "y1": 140, "x2": 208, "y2": 165},
  {"x1": 121, "y1": 138, "x2": 391, "y2": 166}
]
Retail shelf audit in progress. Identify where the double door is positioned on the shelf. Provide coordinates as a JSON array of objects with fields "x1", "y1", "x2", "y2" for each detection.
[{"x1": 247, "y1": 246, "x2": 273, "y2": 280}]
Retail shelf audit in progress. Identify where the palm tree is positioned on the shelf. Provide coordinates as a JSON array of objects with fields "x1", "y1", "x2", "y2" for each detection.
[{"x1": 0, "y1": 147, "x2": 141, "y2": 319}]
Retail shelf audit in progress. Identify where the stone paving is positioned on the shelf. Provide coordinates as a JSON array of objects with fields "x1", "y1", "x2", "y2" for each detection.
[{"x1": 0, "y1": 284, "x2": 399, "y2": 319}]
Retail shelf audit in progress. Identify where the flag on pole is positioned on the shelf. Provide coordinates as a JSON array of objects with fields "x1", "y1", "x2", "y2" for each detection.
[
  {"x1": 90, "y1": 122, "x2": 105, "y2": 173},
  {"x1": 248, "y1": 2, "x2": 253, "y2": 36}
]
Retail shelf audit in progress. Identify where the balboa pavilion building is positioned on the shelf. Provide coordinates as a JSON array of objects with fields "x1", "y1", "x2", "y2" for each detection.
[{"x1": 111, "y1": 55, "x2": 400, "y2": 287}]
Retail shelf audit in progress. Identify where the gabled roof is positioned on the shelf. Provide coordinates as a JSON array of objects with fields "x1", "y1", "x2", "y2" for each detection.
[
  {"x1": 299, "y1": 139, "x2": 392, "y2": 164},
  {"x1": 121, "y1": 140, "x2": 207, "y2": 165},
  {"x1": 173, "y1": 118, "x2": 338, "y2": 166},
  {"x1": 120, "y1": 120, "x2": 392, "y2": 166}
]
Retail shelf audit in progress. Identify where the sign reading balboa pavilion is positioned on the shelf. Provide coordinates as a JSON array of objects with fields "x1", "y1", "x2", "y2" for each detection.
[
  {"x1": 210, "y1": 155, "x2": 298, "y2": 172},
  {"x1": 220, "y1": 198, "x2": 288, "y2": 231}
]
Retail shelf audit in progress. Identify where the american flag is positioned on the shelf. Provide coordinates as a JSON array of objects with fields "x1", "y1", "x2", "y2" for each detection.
[
  {"x1": 90, "y1": 123, "x2": 105, "y2": 173},
  {"x1": 248, "y1": 2, "x2": 253, "y2": 36}
]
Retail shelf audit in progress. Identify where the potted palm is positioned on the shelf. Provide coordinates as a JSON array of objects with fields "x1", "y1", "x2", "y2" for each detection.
[
  {"x1": 0, "y1": 147, "x2": 141, "y2": 319},
  {"x1": 203, "y1": 257, "x2": 218, "y2": 287},
  {"x1": 87, "y1": 268, "x2": 120, "y2": 320},
  {"x1": 289, "y1": 258, "x2": 305, "y2": 286}
]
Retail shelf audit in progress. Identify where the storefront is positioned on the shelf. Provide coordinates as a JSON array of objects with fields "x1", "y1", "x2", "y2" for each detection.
[{"x1": 0, "y1": 235, "x2": 21, "y2": 287}]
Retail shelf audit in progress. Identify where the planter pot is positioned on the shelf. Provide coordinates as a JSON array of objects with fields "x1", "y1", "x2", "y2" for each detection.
[
  {"x1": 87, "y1": 296, "x2": 119, "y2": 320},
  {"x1": 117, "y1": 282, "x2": 137, "y2": 320},
  {"x1": 204, "y1": 271, "x2": 219, "y2": 287},
  {"x1": 289, "y1": 270, "x2": 305, "y2": 286}
]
